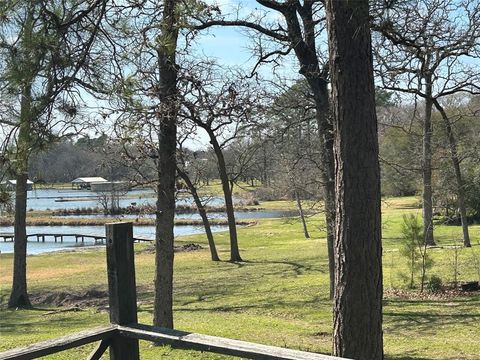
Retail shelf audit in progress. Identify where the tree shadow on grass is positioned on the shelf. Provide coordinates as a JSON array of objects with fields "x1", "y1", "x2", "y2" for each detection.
[
  {"x1": 239, "y1": 259, "x2": 327, "y2": 276},
  {"x1": 136, "y1": 257, "x2": 332, "y2": 315},
  {"x1": 0, "y1": 309, "x2": 97, "y2": 335},
  {"x1": 385, "y1": 354, "x2": 431, "y2": 360},
  {"x1": 137, "y1": 291, "x2": 332, "y2": 317},
  {"x1": 384, "y1": 310, "x2": 479, "y2": 333},
  {"x1": 139, "y1": 293, "x2": 328, "y2": 319}
]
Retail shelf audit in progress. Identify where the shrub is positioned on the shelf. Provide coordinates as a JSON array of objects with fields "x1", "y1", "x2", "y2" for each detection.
[
  {"x1": 399, "y1": 214, "x2": 433, "y2": 291},
  {"x1": 427, "y1": 275, "x2": 443, "y2": 293},
  {"x1": 0, "y1": 187, "x2": 13, "y2": 214}
]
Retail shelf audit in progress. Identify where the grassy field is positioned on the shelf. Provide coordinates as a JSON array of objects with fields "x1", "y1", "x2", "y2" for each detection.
[{"x1": 0, "y1": 196, "x2": 479, "y2": 359}]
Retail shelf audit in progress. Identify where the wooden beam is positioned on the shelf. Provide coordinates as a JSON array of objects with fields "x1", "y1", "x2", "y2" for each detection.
[
  {"x1": 0, "y1": 326, "x2": 116, "y2": 360},
  {"x1": 117, "y1": 324, "x2": 348, "y2": 360},
  {"x1": 105, "y1": 222, "x2": 140, "y2": 360},
  {"x1": 87, "y1": 339, "x2": 111, "y2": 360}
]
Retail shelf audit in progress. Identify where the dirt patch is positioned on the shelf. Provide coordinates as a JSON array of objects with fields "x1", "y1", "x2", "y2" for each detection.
[
  {"x1": 139, "y1": 243, "x2": 204, "y2": 254},
  {"x1": 312, "y1": 331, "x2": 330, "y2": 337},
  {"x1": 385, "y1": 287, "x2": 480, "y2": 301},
  {"x1": 31, "y1": 288, "x2": 108, "y2": 308},
  {"x1": 179, "y1": 243, "x2": 203, "y2": 252}
]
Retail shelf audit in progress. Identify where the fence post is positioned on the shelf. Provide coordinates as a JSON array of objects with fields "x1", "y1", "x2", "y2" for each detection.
[{"x1": 106, "y1": 222, "x2": 140, "y2": 360}]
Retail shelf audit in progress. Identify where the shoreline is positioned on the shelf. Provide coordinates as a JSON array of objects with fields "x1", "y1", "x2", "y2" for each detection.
[{"x1": 0, "y1": 217, "x2": 256, "y2": 227}]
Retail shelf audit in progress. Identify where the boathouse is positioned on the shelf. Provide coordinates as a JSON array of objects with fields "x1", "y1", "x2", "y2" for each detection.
[
  {"x1": 1, "y1": 179, "x2": 34, "y2": 191},
  {"x1": 71, "y1": 177, "x2": 108, "y2": 190}
]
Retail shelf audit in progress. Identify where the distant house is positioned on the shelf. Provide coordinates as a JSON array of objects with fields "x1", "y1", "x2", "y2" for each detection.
[
  {"x1": 1, "y1": 179, "x2": 34, "y2": 191},
  {"x1": 71, "y1": 177, "x2": 108, "y2": 190}
]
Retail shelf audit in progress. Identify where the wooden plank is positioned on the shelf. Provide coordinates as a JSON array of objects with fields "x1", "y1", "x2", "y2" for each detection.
[
  {"x1": 106, "y1": 222, "x2": 140, "y2": 360},
  {"x1": 117, "y1": 324, "x2": 349, "y2": 360},
  {"x1": 0, "y1": 326, "x2": 116, "y2": 360},
  {"x1": 132, "y1": 236, "x2": 153, "y2": 242},
  {"x1": 87, "y1": 339, "x2": 111, "y2": 360}
]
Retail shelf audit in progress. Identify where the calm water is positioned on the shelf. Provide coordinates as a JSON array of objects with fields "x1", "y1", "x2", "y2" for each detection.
[
  {"x1": 0, "y1": 224, "x2": 228, "y2": 255},
  {"x1": 0, "y1": 189, "x2": 294, "y2": 255},
  {"x1": 25, "y1": 188, "x2": 225, "y2": 210},
  {"x1": 26, "y1": 188, "x2": 155, "y2": 210}
]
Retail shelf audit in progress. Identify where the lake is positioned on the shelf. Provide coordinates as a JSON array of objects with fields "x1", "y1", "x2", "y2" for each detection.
[
  {"x1": 0, "y1": 224, "x2": 228, "y2": 255},
  {"x1": 24, "y1": 188, "x2": 226, "y2": 210},
  {"x1": 0, "y1": 189, "x2": 296, "y2": 255}
]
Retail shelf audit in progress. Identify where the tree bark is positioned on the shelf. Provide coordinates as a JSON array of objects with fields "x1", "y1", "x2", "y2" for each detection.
[
  {"x1": 433, "y1": 100, "x2": 471, "y2": 247},
  {"x1": 177, "y1": 167, "x2": 220, "y2": 261},
  {"x1": 8, "y1": 71, "x2": 33, "y2": 309},
  {"x1": 325, "y1": 0, "x2": 383, "y2": 358},
  {"x1": 209, "y1": 132, "x2": 242, "y2": 262},
  {"x1": 153, "y1": 0, "x2": 178, "y2": 330},
  {"x1": 8, "y1": 172, "x2": 31, "y2": 309},
  {"x1": 422, "y1": 78, "x2": 435, "y2": 246}
]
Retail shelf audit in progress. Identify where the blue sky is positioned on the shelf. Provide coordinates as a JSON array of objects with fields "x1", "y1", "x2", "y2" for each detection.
[
  {"x1": 194, "y1": 27, "x2": 253, "y2": 66},
  {"x1": 188, "y1": 0, "x2": 300, "y2": 75}
]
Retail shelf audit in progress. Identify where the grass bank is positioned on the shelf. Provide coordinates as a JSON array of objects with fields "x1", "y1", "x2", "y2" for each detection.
[{"x1": 0, "y1": 196, "x2": 479, "y2": 359}]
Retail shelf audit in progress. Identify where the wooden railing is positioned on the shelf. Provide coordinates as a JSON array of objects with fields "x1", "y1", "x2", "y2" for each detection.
[{"x1": 0, "y1": 222, "x2": 346, "y2": 360}]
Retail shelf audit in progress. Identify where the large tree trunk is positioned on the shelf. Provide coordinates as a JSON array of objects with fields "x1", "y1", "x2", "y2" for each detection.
[
  {"x1": 8, "y1": 172, "x2": 31, "y2": 309},
  {"x1": 423, "y1": 80, "x2": 435, "y2": 245},
  {"x1": 177, "y1": 167, "x2": 220, "y2": 261},
  {"x1": 326, "y1": 0, "x2": 383, "y2": 358},
  {"x1": 153, "y1": 0, "x2": 178, "y2": 330},
  {"x1": 433, "y1": 100, "x2": 471, "y2": 247},
  {"x1": 8, "y1": 3, "x2": 34, "y2": 310},
  {"x1": 8, "y1": 78, "x2": 33, "y2": 309},
  {"x1": 209, "y1": 133, "x2": 242, "y2": 262}
]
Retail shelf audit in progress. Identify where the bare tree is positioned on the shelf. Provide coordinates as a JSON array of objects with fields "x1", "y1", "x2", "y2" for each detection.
[
  {"x1": 193, "y1": 0, "x2": 336, "y2": 298},
  {"x1": 433, "y1": 98, "x2": 473, "y2": 247},
  {"x1": 179, "y1": 64, "x2": 259, "y2": 262},
  {"x1": 373, "y1": 0, "x2": 480, "y2": 246},
  {"x1": 177, "y1": 137, "x2": 220, "y2": 262},
  {"x1": 265, "y1": 80, "x2": 322, "y2": 239}
]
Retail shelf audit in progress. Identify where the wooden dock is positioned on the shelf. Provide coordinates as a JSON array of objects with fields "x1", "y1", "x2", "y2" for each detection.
[
  {"x1": 0, "y1": 233, "x2": 14, "y2": 242},
  {"x1": 0, "y1": 233, "x2": 153, "y2": 244}
]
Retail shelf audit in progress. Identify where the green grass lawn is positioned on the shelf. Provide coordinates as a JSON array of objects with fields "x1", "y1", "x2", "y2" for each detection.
[{"x1": 0, "y1": 196, "x2": 479, "y2": 359}]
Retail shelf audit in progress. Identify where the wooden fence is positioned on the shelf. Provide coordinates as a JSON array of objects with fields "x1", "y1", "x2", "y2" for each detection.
[{"x1": 0, "y1": 222, "x2": 346, "y2": 360}]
